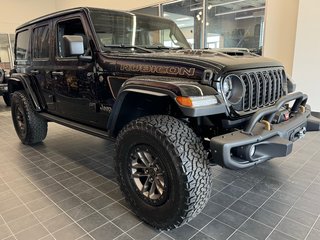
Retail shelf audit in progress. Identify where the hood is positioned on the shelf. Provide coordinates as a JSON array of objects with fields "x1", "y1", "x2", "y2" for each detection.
[
  {"x1": 152, "y1": 49, "x2": 282, "y2": 72},
  {"x1": 103, "y1": 49, "x2": 283, "y2": 81}
]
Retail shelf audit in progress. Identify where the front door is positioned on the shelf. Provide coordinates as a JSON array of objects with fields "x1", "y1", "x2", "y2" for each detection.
[{"x1": 53, "y1": 16, "x2": 96, "y2": 126}]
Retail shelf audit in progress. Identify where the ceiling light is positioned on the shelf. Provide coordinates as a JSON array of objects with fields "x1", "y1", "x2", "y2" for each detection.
[
  {"x1": 215, "y1": 6, "x2": 265, "y2": 17},
  {"x1": 210, "y1": 0, "x2": 246, "y2": 8},
  {"x1": 235, "y1": 15, "x2": 261, "y2": 20},
  {"x1": 208, "y1": 5, "x2": 213, "y2": 10}
]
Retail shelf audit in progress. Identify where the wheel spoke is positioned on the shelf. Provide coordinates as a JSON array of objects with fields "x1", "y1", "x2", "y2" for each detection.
[
  {"x1": 148, "y1": 180, "x2": 156, "y2": 198},
  {"x1": 132, "y1": 172, "x2": 150, "y2": 178},
  {"x1": 154, "y1": 178, "x2": 164, "y2": 195},
  {"x1": 141, "y1": 176, "x2": 150, "y2": 192},
  {"x1": 137, "y1": 151, "x2": 151, "y2": 167},
  {"x1": 132, "y1": 163, "x2": 148, "y2": 169}
]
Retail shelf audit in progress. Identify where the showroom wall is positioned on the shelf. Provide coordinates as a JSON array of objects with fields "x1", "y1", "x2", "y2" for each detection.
[
  {"x1": 0, "y1": 0, "x2": 56, "y2": 32},
  {"x1": 263, "y1": 0, "x2": 299, "y2": 75},
  {"x1": 293, "y1": 0, "x2": 320, "y2": 111},
  {"x1": 54, "y1": 0, "x2": 171, "y2": 11},
  {"x1": 0, "y1": 1, "x2": 172, "y2": 32}
]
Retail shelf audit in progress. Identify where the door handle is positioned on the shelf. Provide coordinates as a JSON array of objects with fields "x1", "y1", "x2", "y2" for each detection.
[
  {"x1": 51, "y1": 71, "x2": 64, "y2": 76},
  {"x1": 30, "y1": 70, "x2": 39, "y2": 74}
]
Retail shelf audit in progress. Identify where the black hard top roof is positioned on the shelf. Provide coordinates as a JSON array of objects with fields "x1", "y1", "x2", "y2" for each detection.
[{"x1": 16, "y1": 7, "x2": 139, "y2": 30}]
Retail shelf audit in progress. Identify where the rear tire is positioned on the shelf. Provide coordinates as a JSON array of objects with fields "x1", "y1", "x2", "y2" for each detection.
[
  {"x1": 3, "y1": 93, "x2": 11, "y2": 106},
  {"x1": 115, "y1": 115, "x2": 212, "y2": 230},
  {"x1": 11, "y1": 91, "x2": 47, "y2": 145}
]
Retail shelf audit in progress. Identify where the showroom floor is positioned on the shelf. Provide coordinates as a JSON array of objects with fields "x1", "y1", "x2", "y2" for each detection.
[{"x1": 0, "y1": 98, "x2": 320, "y2": 240}]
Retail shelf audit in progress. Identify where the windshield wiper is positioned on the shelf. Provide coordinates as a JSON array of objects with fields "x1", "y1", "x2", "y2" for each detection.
[
  {"x1": 143, "y1": 45, "x2": 185, "y2": 51},
  {"x1": 170, "y1": 47, "x2": 185, "y2": 50},
  {"x1": 144, "y1": 45, "x2": 170, "y2": 50},
  {"x1": 103, "y1": 44, "x2": 154, "y2": 53}
]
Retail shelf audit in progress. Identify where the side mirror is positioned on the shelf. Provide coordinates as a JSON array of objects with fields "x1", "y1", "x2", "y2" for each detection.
[{"x1": 63, "y1": 35, "x2": 84, "y2": 57}]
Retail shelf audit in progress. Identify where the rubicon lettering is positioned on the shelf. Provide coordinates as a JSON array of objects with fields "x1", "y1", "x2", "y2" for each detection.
[{"x1": 120, "y1": 64, "x2": 196, "y2": 77}]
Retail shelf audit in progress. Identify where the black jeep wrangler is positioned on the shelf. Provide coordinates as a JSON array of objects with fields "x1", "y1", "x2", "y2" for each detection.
[
  {"x1": 0, "y1": 68, "x2": 10, "y2": 106},
  {"x1": 7, "y1": 7, "x2": 320, "y2": 229}
]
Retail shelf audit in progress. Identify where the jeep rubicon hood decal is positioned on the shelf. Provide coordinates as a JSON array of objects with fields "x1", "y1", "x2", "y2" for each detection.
[{"x1": 120, "y1": 64, "x2": 196, "y2": 77}]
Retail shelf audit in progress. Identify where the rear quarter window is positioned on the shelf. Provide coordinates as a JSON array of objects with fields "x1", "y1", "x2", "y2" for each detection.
[
  {"x1": 32, "y1": 25, "x2": 50, "y2": 59},
  {"x1": 15, "y1": 29, "x2": 31, "y2": 62}
]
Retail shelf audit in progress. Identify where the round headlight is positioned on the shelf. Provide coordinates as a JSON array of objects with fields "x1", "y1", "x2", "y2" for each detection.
[
  {"x1": 222, "y1": 75, "x2": 244, "y2": 104},
  {"x1": 223, "y1": 78, "x2": 232, "y2": 99}
]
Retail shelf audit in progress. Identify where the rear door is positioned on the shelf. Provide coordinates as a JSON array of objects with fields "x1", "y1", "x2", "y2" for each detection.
[{"x1": 30, "y1": 21, "x2": 57, "y2": 112}]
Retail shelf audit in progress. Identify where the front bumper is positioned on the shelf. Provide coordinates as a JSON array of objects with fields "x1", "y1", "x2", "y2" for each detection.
[
  {"x1": 0, "y1": 83, "x2": 8, "y2": 96},
  {"x1": 210, "y1": 92, "x2": 320, "y2": 169}
]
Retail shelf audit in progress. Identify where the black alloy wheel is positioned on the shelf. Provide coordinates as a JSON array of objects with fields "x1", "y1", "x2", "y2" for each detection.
[{"x1": 129, "y1": 144, "x2": 168, "y2": 205}]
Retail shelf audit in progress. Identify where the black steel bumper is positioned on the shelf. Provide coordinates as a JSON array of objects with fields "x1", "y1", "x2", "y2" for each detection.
[
  {"x1": 0, "y1": 83, "x2": 8, "y2": 96},
  {"x1": 210, "y1": 92, "x2": 320, "y2": 170}
]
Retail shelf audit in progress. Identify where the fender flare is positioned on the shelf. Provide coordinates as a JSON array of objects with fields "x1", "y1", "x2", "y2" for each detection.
[
  {"x1": 107, "y1": 86, "x2": 175, "y2": 135},
  {"x1": 8, "y1": 73, "x2": 43, "y2": 111}
]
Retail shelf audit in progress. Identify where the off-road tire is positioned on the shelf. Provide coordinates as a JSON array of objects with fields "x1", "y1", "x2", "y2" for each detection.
[
  {"x1": 115, "y1": 115, "x2": 212, "y2": 230},
  {"x1": 3, "y1": 93, "x2": 11, "y2": 106},
  {"x1": 11, "y1": 91, "x2": 47, "y2": 145}
]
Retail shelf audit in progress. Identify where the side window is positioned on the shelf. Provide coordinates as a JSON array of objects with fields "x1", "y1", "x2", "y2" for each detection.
[
  {"x1": 56, "y1": 18, "x2": 87, "y2": 58},
  {"x1": 33, "y1": 25, "x2": 50, "y2": 59},
  {"x1": 15, "y1": 30, "x2": 31, "y2": 61}
]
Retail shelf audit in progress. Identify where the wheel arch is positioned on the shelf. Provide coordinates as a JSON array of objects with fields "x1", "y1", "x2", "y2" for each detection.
[
  {"x1": 107, "y1": 89, "x2": 182, "y2": 136},
  {"x1": 8, "y1": 73, "x2": 45, "y2": 111}
]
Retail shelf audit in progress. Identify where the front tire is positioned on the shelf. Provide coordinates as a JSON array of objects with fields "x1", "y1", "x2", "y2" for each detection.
[
  {"x1": 115, "y1": 115, "x2": 212, "y2": 230},
  {"x1": 11, "y1": 91, "x2": 48, "y2": 145}
]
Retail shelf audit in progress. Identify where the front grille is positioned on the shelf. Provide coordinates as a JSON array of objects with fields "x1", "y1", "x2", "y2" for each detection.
[{"x1": 232, "y1": 68, "x2": 285, "y2": 112}]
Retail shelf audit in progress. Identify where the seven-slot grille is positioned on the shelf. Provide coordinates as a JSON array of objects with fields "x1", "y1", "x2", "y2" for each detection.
[{"x1": 239, "y1": 69, "x2": 284, "y2": 112}]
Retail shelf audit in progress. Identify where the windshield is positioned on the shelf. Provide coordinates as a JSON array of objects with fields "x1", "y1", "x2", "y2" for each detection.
[{"x1": 90, "y1": 10, "x2": 191, "y2": 52}]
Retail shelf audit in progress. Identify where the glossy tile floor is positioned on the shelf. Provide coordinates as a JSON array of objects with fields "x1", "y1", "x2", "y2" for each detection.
[{"x1": 0, "y1": 98, "x2": 320, "y2": 240}]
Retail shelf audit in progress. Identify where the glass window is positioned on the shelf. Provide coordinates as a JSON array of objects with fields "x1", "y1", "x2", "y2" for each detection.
[
  {"x1": 163, "y1": 0, "x2": 204, "y2": 49},
  {"x1": 56, "y1": 18, "x2": 86, "y2": 58},
  {"x1": 15, "y1": 30, "x2": 31, "y2": 61},
  {"x1": 33, "y1": 25, "x2": 50, "y2": 59},
  {"x1": 206, "y1": 0, "x2": 265, "y2": 54},
  {"x1": 133, "y1": 0, "x2": 266, "y2": 52},
  {"x1": 90, "y1": 10, "x2": 190, "y2": 51}
]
